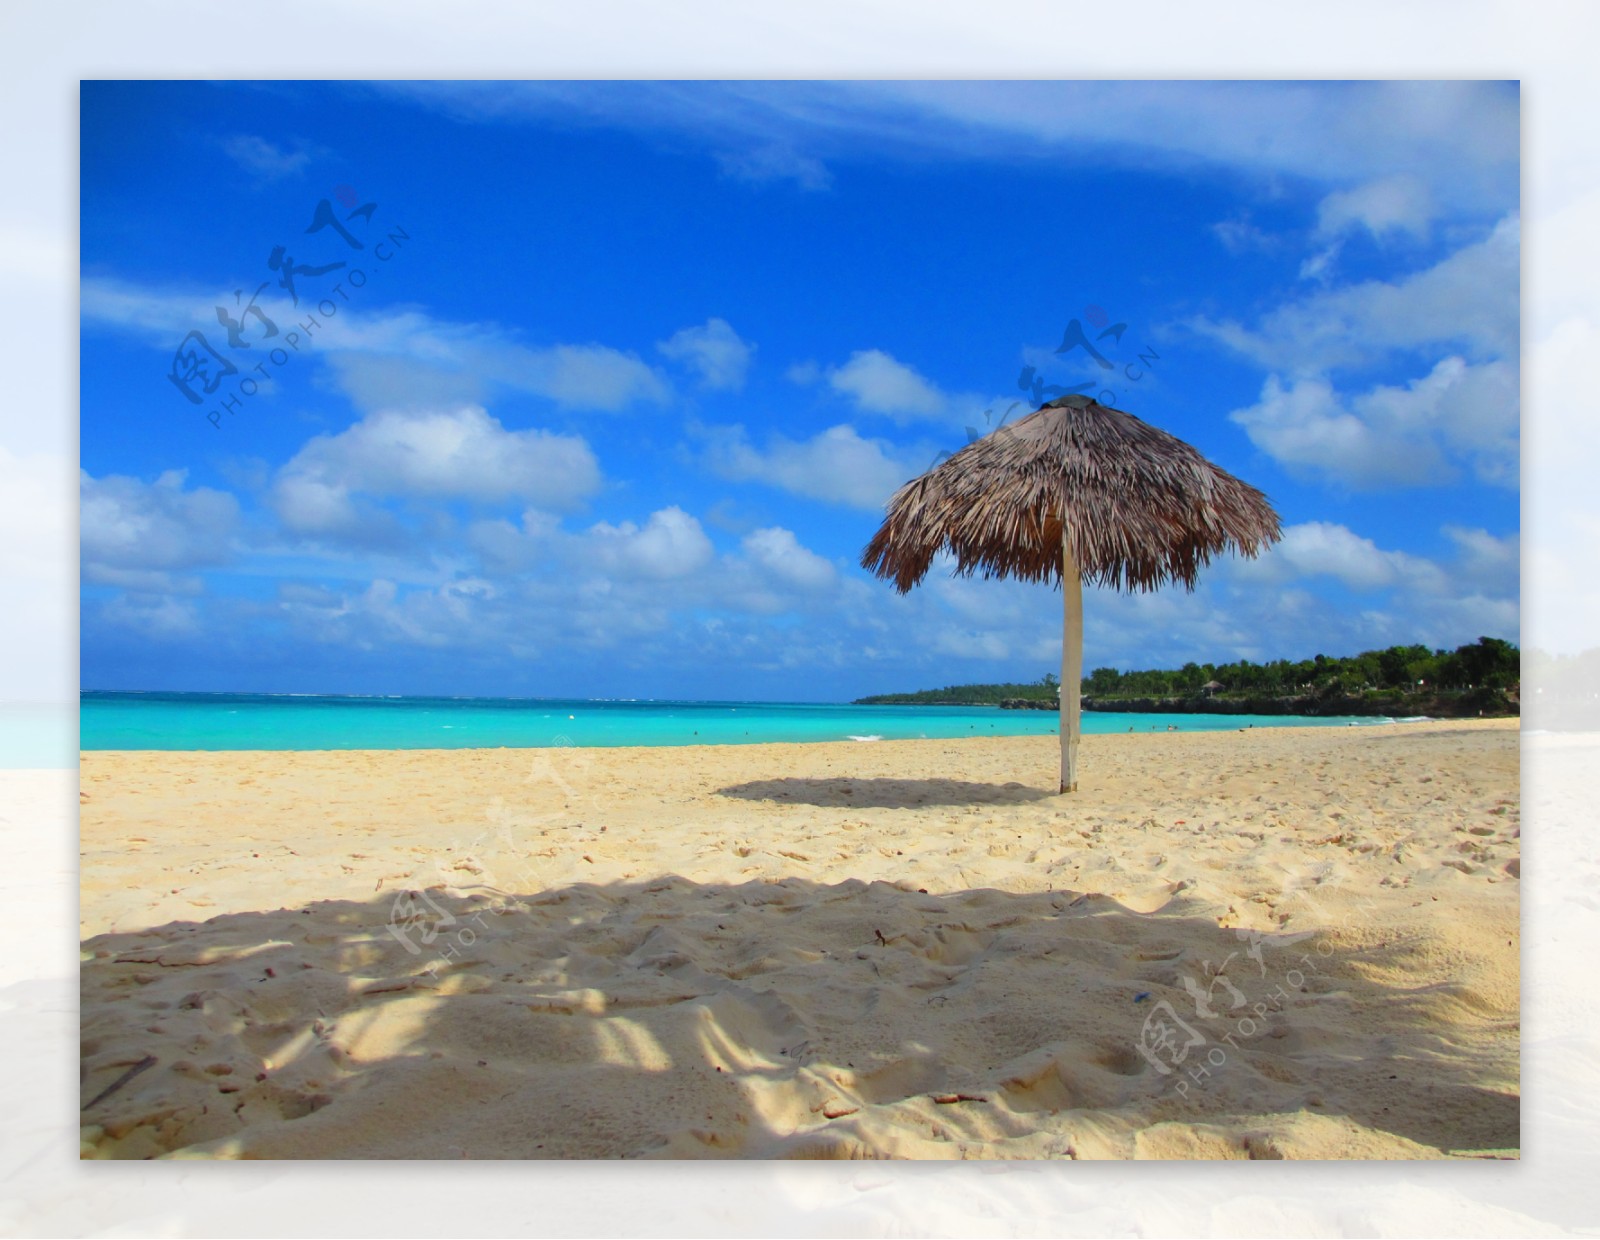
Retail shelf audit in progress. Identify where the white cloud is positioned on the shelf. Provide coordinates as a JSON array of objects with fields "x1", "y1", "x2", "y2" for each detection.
[
  {"x1": 272, "y1": 406, "x2": 601, "y2": 539},
  {"x1": 80, "y1": 469, "x2": 239, "y2": 587},
  {"x1": 512, "y1": 342, "x2": 670, "y2": 410},
  {"x1": 270, "y1": 474, "x2": 382, "y2": 544},
  {"x1": 262, "y1": 505, "x2": 852, "y2": 666},
  {"x1": 739, "y1": 526, "x2": 836, "y2": 592},
  {"x1": 715, "y1": 145, "x2": 831, "y2": 191},
  {"x1": 291, "y1": 406, "x2": 598, "y2": 505},
  {"x1": 1204, "y1": 519, "x2": 1517, "y2": 656},
  {"x1": 1236, "y1": 521, "x2": 1447, "y2": 593},
  {"x1": 1444, "y1": 526, "x2": 1520, "y2": 598},
  {"x1": 323, "y1": 318, "x2": 672, "y2": 412},
  {"x1": 585, "y1": 506, "x2": 714, "y2": 581},
  {"x1": 1057, "y1": 520, "x2": 1520, "y2": 669},
  {"x1": 876, "y1": 80, "x2": 1517, "y2": 215},
  {"x1": 276, "y1": 576, "x2": 502, "y2": 652},
  {"x1": 1298, "y1": 245, "x2": 1339, "y2": 284},
  {"x1": 869, "y1": 515, "x2": 1519, "y2": 682},
  {"x1": 1229, "y1": 356, "x2": 1518, "y2": 490},
  {"x1": 1364, "y1": 356, "x2": 1519, "y2": 486},
  {"x1": 1192, "y1": 214, "x2": 1519, "y2": 374},
  {"x1": 928, "y1": 567, "x2": 1047, "y2": 628},
  {"x1": 320, "y1": 352, "x2": 488, "y2": 412},
  {"x1": 699, "y1": 422, "x2": 921, "y2": 510},
  {"x1": 98, "y1": 594, "x2": 200, "y2": 640},
  {"x1": 1212, "y1": 213, "x2": 1276, "y2": 254},
  {"x1": 931, "y1": 629, "x2": 1010, "y2": 661},
  {"x1": 657, "y1": 318, "x2": 755, "y2": 390},
  {"x1": 1230, "y1": 375, "x2": 1404, "y2": 484},
  {"x1": 379, "y1": 81, "x2": 1518, "y2": 217},
  {"x1": 826, "y1": 349, "x2": 946, "y2": 420},
  {"x1": 1297, "y1": 176, "x2": 1437, "y2": 284},
  {"x1": 78, "y1": 481, "x2": 1519, "y2": 697},
  {"x1": 464, "y1": 508, "x2": 840, "y2": 630},
  {"x1": 80, "y1": 276, "x2": 221, "y2": 340},
  {"x1": 466, "y1": 508, "x2": 564, "y2": 575},
  {"x1": 1315, "y1": 175, "x2": 1435, "y2": 241},
  {"x1": 80, "y1": 278, "x2": 673, "y2": 414},
  {"x1": 221, "y1": 135, "x2": 312, "y2": 181}
]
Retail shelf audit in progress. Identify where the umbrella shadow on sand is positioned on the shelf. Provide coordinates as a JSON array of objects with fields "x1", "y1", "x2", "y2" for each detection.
[
  {"x1": 715, "y1": 777, "x2": 1056, "y2": 809},
  {"x1": 81, "y1": 876, "x2": 1519, "y2": 1161}
]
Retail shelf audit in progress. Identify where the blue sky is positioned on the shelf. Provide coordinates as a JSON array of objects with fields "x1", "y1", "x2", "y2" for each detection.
[{"x1": 79, "y1": 80, "x2": 1520, "y2": 701}]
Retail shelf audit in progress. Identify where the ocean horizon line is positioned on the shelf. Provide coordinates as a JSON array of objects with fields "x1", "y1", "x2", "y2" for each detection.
[
  {"x1": 79, "y1": 688, "x2": 879, "y2": 707},
  {"x1": 77, "y1": 691, "x2": 1397, "y2": 753}
]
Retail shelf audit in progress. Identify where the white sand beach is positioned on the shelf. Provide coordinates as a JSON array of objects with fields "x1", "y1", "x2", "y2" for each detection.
[{"x1": 79, "y1": 719, "x2": 1519, "y2": 1160}]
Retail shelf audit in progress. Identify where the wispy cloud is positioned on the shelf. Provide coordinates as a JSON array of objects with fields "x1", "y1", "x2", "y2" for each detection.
[
  {"x1": 1234, "y1": 520, "x2": 1446, "y2": 592},
  {"x1": 1314, "y1": 174, "x2": 1436, "y2": 242},
  {"x1": 221, "y1": 135, "x2": 313, "y2": 181},
  {"x1": 248, "y1": 504, "x2": 849, "y2": 663},
  {"x1": 1228, "y1": 356, "x2": 1519, "y2": 491},
  {"x1": 322, "y1": 327, "x2": 671, "y2": 414},
  {"x1": 657, "y1": 317, "x2": 755, "y2": 391},
  {"x1": 79, "y1": 452, "x2": 1517, "y2": 689},
  {"x1": 697, "y1": 421, "x2": 924, "y2": 510},
  {"x1": 823, "y1": 349, "x2": 947, "y2": 421},
  {"x1": 80, "y1": 275, "x2": 674, "y2": 414},
  {"x1": 1212, "y1": 212, "x2": 1278, "y2": 255},
  {"x1": 80, "y1": 468, "x2": 239, "y2": 591},
  {"x1": 374, "y1": 80, "x2": 1518, "y2": 216},
  {"x1": 1217, "y1": 519, "x2": 1519, "y2": 651},
  {"x1": 1296, "y1": 175, "x2": 1439, "y2": 283},
  {"x1": 715, "y1": 145, "x2": 831, "y2": 191},
  {"x1": 1192, "y1": 211, "x2": 1521, "y2": 495},
  {"x1": 1190, "y1": 214, "x2": 1520, "y2": 374}
]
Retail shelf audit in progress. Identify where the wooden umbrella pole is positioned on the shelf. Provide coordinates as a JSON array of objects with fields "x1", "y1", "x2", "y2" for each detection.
[{"x1": 1060, "y1": 536, "x2": 1082, "y2": 793}]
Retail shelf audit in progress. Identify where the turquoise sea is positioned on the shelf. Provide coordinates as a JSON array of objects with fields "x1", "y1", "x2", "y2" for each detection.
[{"x1": 77, "y1": 691, "x2": 1392, "y2": 752}]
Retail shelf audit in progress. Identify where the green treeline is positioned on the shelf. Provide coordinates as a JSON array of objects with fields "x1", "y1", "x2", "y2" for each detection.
[
  {"x1": 1084, "y1": 636, "x2": 1519, "y2": 698},
  {"x1": 853, "y1": 637, "x2": 1519, "y2": 705}
]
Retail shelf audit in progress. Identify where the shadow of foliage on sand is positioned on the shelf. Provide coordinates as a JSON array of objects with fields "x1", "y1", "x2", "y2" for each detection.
[{"x1": 80, "y1": 876, "x2": 1518, "y2": 1160}]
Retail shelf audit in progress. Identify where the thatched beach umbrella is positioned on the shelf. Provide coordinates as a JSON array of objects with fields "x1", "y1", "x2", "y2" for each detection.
[{"x1": 862, "y1": 394, "x2": 1281, "y2": 793}]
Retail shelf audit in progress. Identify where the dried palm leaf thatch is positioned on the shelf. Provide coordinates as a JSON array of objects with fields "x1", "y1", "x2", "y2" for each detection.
[{"x1": 861, "y1": 395, "x2": 1281, "y2": 594}]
